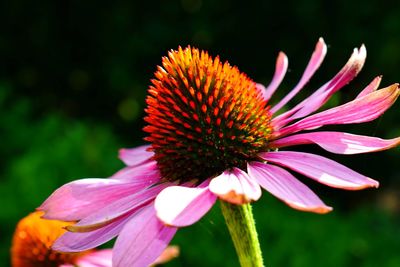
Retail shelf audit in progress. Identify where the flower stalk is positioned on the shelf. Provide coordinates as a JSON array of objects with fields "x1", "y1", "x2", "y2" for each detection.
[{"x1": 220, "y1": 201, "x2": 264, "y2": 267}]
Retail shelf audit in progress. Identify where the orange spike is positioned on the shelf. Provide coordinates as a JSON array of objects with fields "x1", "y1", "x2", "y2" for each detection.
[{"x1": 145, "y1": 46, "x2": 272, "y2": 182}]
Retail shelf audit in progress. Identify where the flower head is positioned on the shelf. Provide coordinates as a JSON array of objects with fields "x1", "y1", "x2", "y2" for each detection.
[
  {"x1": 11, "y1": 211, "x2": 108, "y2": 267},
  {"x1": 39, "y1": 39, "x2": 400, "y2": 266},
  {"x1": 145, "y1": 47, "x2": 272, "y2": 182}
]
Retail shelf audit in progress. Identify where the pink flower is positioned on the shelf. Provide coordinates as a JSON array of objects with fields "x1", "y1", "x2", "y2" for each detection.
[{"x1": 39, "y1": 39, "x2": 400, "y2": 267}]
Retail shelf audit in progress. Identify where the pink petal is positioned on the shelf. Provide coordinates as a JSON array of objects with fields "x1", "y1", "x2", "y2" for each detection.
[
  {"x1": 209, "y1": 168, "x2": 262, "y2": 204},
  {"x1": 76, "y1": 249, "x2": 113, "y2": 267},
  {"x1": 273, "y1": 45, "x2": 367, "y2": 128},
  {"x1": 271, "y1": 131, "x2": 400, "y2": 154},
  {"x1": 356, "y1": 75, "x2": 382, "y2": 98},
  {"x1": 66, "y1": 183, "x2": 169, "y2": 233},
  {"x1": 118, "y1": 145, "x2": 153, "y2": 166},
  {"x1": 247, "y1": 162, "x2": 332, "y2": 213},
  {"x1": 152, "y1": 245, "x2": 180, "y2": 265},
  {"x1": 275, "y1": 84, "x2": 400, "y2": 138},
  {"x1": 271, "y1": 38, "x2": 327, "y2": 113},
  {"x1": 53, "y1": 208, "x2": 139, "y2": 252},
  {"x1": 290, "y1": 46, "x2": 366, "y2": 119},
  {"x1": 154, "y1": 180, "x2": 217, "y2": 227},
  {"x1": 261, "y1": 52, "x2": 289, "y2": 101},
  {"x1": 38, "y1": 178, "x2": 146, "y2": 221},
  {"x1": 260, "y1": 151, "x2": 379, "y2": 190},
  {"x1": 113, "y1": 205, "x2": 177, "y2": 267},
  {"x1": 111, "y1": 160, "x2": 161, "y2": 184},
  {"x1": 76, "y1": 246, "x2": 179, "y2": 267}
]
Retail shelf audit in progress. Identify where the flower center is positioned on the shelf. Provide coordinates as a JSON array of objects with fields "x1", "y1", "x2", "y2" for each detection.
[
  {"x1": 11, "y1": 212, "x2": 89, "y2": 267},
  {"x1": 144, "y1": 47, "x2": 272, "y2": 182}
]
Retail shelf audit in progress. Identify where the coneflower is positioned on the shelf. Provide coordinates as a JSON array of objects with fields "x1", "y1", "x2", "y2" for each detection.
[{"x1": 39, "y1": 38, "x2": 399, "y2": 267}]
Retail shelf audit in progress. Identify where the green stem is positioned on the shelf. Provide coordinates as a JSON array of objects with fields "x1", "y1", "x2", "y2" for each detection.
[{"x1": 220, "y1": 201, "x2": 264, "y2": 267}]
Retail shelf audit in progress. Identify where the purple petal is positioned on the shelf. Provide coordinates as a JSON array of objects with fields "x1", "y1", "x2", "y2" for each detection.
[
  {"x1": 271, "y1": 131, "x2": 400, "y2": 154},
  {"x1": 260, "y1": 151, "x2": 379, "y2": 190},
  {"x1": 154, "y1": 180, "x2": 216, "y2": 227},
  {"x1": 209, "y1": 168, "x2": 262, "y2": 204},
  {"x1": 261, "y1": 52, "x2": 289, "y2": 101},
  {"x1": 275, "y1": 84, "x2": 400, "y2": 138},
  {"x1": 273, "y1": 45, "x2": 367, "y2": 128},
  {"x1": 38, "y1": 178, "x2": 146, "y2": 221},
  {"x1": 118, "y1": 145, "x2": 153, "y2": 166},
  {"x1": 248, "y1": 162, "x2": 332, "y2": 213},
  {"x1": 112, "y1": 205, "x2": 177, "y2": 267},
  {"x1": 76, "y1": 249, "x2": 112, "y2": 267},
  {"x1": 66, "y1": 183, "x2": 170, "y2": 233},
  {"x1": 53, "y1": 208, "x2": 139, "y2": 252},
  {"x1": 356, "y1": 75, "x2": 382, "y2": 98},
  {"x1": 271, "y1": 38, "x2": 327, "y2": 113},
  {"x1": 111, "y1": 160, "x2": 161, "y2": 184}
]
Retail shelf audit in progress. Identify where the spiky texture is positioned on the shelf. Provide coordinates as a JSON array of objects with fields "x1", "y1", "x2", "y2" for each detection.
[
  {"x1": 11, "y1": 212, "x2": 88, "y2": 267},
  {"x1": 144, "y1": 47, "x2": 272, "y2": 182}
]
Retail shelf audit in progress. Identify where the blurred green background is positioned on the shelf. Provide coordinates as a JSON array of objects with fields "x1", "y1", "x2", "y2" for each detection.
[{"x1": 1, "y1": 0, "x2": 400, "y2": 266}]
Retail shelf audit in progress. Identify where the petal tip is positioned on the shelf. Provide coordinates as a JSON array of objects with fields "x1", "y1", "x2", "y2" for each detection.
[
  {"x1": 350, "y1": 179, "x2": 379, "y2": 190},
  {"x1": 316, "y1": 38, "x2": 327, "y2": 54},
  {"x1": 278, "y1": 51, "x2": 288, "y2": 63},
  {"x1": 357, "y1": 44, "x2": 367, "y2": 59},
  {"x1": 217, "y1": 190, "x2": 253, "y2": 205},
  {"x1": 64, "y1": 225, "x2": 82, "y2": 233},
  {"x1": 287, "y1": 203, "x2": 333, "y2": 214},
  {"x1": 317, "y1": 37, "x2": 326, "y2": 46},
  {"x1": 316, "y1": 206, "x2": 333, "y2": 214},
  {"x1": 369, "y1": 179, "x2": 379, "y2": 188}
]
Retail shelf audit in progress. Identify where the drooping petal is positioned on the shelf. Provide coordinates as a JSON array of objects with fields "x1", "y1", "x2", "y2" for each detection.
[
  {"x1": 111, "y1": 160, "x2": 161, "y2": 184},
  {"x1": 273, "y1": 45, "x2": 367, "y2": 128},
  {"x1": 38, "y1": 178, "x2": 146, "y2": 221},
  {"x1": 209, "y1": 170, "x2": 242, "y2": 203},
  {"x1": 209, "y1": 168, "x2": 262, "y2": 204},
  {"x1": 261, "y1": 52, "x2": 289, "y2": 101},
  {"x1": 53, "y1": 209, "x2": 138, "y2": 252},
  {"x1": 247, "y1": 162, "x2": 332, "y2": 213},
  {"x1": 270, "y1": 131, "x2": 400, "y2": 154},
  {"x1": 275, "y1": 84, "x2": 400, "y2": 138},
  {"x1": 271, "y1": 38, "x2": 327, "y2": 113},
  {"x1": 76, "y1": 249, "x2": 113, "y2": 267},
  {"x1": 356, "y1": 75, "x2": 382, "y2": 98},
  {"x1": 260, "y1": 151, "x2": 379, "y2": 190},
  {"x1": 113, "y1": 205, "x2": 177, "y2": 267},
  {"x1": 118, "y1": 144, "x2": 153, "y2": 166},
  {"x1": 155, "y1": 180, "x2": 217, "y2": 227},
  {"x1": 233, "y1": 167, "x2": 263, "y2": 201},
  {"x1": 66, "y1": 183, "x2": 170, "y2": 233}
]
